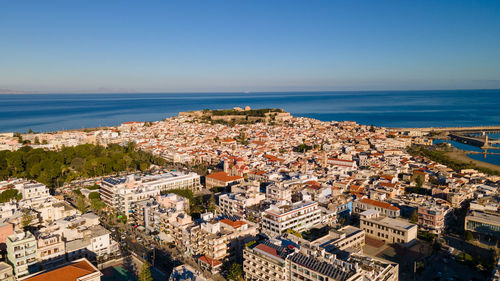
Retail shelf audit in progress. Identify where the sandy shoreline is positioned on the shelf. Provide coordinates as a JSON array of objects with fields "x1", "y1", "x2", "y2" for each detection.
[{"x1": 446, "y1": 151, "x2": 500, "y2": 173}]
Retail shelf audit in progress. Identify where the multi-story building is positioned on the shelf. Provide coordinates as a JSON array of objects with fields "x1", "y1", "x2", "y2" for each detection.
[
  {"x1": 243, "y1": 241, "x2": 293, "y2": 281},
  {"x1": 132, "y1": 198, "x2": 160, "y2": 229},
  {"x1": 353, "y1": 198, "x2": 400, "y2": 218},
  {"x1": 0, "y1": 262, "x2": 14, "y2": 281},
  {"x1": 17, "y1": 183, "x2": 50, "y2": 201},
  {"x1": 6, "y1": 231, "x2": 38, "y2": 278},
  {"x1": 287, "y1": 252, "x2": 359, "y2": 281},
  {"x1": 218, "y1": 192, "x2": 265, "y2": 217},
  {"x1": 288, "y1": 225, "x2": 365, "y2": 254},
  {"x1": 205, "y1": 172, "x2": 244, "y2": 189},
  {"x1": 261, "y1": 201, "x2": 321, "y2": 237},
  {"x1": 266, "y1": 184, "x2": 292, "y2": 202},
  {"x1": 35, "y1": 233, "x2": 65, "y2": 270},
  {"x1": 100, "y1": 175, "x2": 160, "y2": 215},
  {"x1": 360, "y1": 209, "x2": 417, "y2": 245},
  {"x1": 142, "y1": 172, "x2": 201, "y2": 192},
  {"x1": 183, "y1": 218, "x2": 257, "y2": 263},
  {"x1": 101, "y1": 172, "x2": 201, "y2": 214},
  {"x1": 465, "y1": 210, "x2": 500, "y2": 238},
  {"x1": 244, "y1": 240, "x2": 399, "y2": 281},
  {"x1": 418, "y1": 200, "x2": 451, "y2": 234}
]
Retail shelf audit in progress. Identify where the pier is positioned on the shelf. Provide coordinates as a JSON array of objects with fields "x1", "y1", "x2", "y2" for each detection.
[
  {"x1": 448, "y1": 133, "x2": 500, "y2": 149},
  {"x1": 395, "y1": 126, "x2": 500, "y2": 133}
]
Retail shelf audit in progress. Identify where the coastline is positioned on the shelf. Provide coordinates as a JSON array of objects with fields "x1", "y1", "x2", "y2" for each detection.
[{"x1": 445, "y1": 150, "x2": 500, "y2": 173}]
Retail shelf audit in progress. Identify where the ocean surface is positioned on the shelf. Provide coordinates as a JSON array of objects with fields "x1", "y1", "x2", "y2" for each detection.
[{"x1": 1, "y1": 90, "x2": 500, "y2": 133}]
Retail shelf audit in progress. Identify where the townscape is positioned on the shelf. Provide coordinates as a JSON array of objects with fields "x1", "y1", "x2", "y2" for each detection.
[{"x1": 0, "y1": 107, "x2": 499, "y2": 281}]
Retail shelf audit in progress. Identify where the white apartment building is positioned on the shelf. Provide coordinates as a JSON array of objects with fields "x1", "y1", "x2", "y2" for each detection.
[
  {"x1": 6, "y1": 231, "x2": 38, "y2": 278},
  {"x1": 142, "y1": 172, "x2": 201, "y2": 192},
  {"x1": 101, "y1": 172, "x2": 201, "y2": 214},
  {"x1": 360, "y1": 209, "x2": 417, "y2": 245},
  {"x1": 261, "y1": 201, "x2": 321, "y2": 237},
  {"x1": 218, "y1": 192, "x2": 265, "y2": 217},
  {"x1": 16, "y1": 183, "x2": 50, "y2": 201}
]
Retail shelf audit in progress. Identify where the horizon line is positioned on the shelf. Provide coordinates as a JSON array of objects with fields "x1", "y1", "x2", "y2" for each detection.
[{"x1": 1, "y1": 87, "x2": 500, "y2": 95}]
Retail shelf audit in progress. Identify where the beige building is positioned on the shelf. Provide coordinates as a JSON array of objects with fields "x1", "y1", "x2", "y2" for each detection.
[
  {"x1": 243, "y1": 241, "x2": 292, "y2": 281},
  {"x1": 0, "y1": 262, "x2": 14, "y2": 281},
  {"x1": 360, "y1": 209, "x2": 417, "y2": 245},
  {"x1": 182, "y1": 217, "x2": 258, "y2": 264},
  {"x1": 36, "y1": 233, "x2": 65, "y2": 270},
  {"x1": 218, "y1": 192, "x2": 265, "y2": 217},
  {"x1": 205, "y1": 172, "x2": 243, "y2": 189},
  {"x1": 288, "y1": 225, "x2": 365, "y2": 254},
  {"x1": 244, "y1": 240, "x2": 399, "y2": 281}
]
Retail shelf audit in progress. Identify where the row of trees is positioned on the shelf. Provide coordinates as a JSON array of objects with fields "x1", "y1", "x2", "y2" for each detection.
[
  {"x1": 408, "y1": 145, "x2": 500, "y2": 176},
  {"x1": 0, "y1": 143, "x2": 166, "y2": 188}
]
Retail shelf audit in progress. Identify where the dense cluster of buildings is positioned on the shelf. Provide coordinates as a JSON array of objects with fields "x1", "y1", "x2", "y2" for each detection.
[
  {"x1": 1, "y1": 108, "x2": 500, "y2": 280},
  {"x1": 0, "y1": 179, "x2": 117, "y2": 280}
]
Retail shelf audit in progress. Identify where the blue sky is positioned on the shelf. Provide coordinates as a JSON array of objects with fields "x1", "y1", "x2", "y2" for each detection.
[{"x1": 1, "y1": 0, "x2": 500, "y2": 92}]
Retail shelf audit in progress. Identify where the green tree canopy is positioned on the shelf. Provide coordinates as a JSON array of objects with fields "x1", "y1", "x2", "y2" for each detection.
[
  {"x1": 88, "y1": 192, "x2": 100, "y2": 200},
  {"x1": 227, "y1": 262, "x2": 243, "y2": 281},
  {"x1": 409, "y1": 210, "x2": 418, "y2": 224},
  {"x1": 139, "y1": 262, "x2": 153, "y2": 281},
  {"x1": 76, "y1": 196, "x2": 87, "y2": 214},
  {"x1": 0, "y1": 143, "x2": 166, "y2": 188}
]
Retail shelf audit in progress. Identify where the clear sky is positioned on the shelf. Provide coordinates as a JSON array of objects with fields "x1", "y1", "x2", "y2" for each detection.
[{"x1": 1, "y1": 0, "x2": 500, "y2": 92}]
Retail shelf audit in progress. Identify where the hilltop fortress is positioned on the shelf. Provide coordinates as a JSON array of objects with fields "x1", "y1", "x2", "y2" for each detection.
[{"x1": 179, "y1": 106, "x2": 293, "y2": 124}]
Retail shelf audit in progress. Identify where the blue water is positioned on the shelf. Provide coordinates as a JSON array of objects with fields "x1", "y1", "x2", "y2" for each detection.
[
  {"x1": 1, "y1": 89, "x2": 500, "y2": 133},
  {"x1": 434, "y1": 134, "x2": 500, "y2": 166}
]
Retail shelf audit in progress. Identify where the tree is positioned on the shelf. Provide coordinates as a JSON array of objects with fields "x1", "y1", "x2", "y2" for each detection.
[
  {"x1": 76, "y1": 196, "x2": 87, "y2": 214},
  {"x1": 410, "y1": 210, "x2": 418, "y2": 224},
  {"x1": 369, "y1": 124, "x2": 375, "y2": 132},
  {"x1": 138, "y1": 262, "x2": 153, "y2": 281},
  {"x1": 91, "y1": 199, "x2": 106, "y2": 212},
  {"x1": 0, "y1": 188, "x2": 21, "y2": 203},
  {"x1": 415, "y1": 175, "x2": 424, "y2": 188},
  {"x1": 227, "y1": 262, "x2": 243, "y2": 281},
  {"x1": 22, "y1": 209, "x2": 33, "y2": 230},
  {"x1": 89, "y1": 192, "x2": 100, "y2": 200},
  {"x1": 207, "y1": 194, "x2": 217, "y2": 213},
  {"x1": 464, "y1": 230, "x2": 474, "y2": 241}
]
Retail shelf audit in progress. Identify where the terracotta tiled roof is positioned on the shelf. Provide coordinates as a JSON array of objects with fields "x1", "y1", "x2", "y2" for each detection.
[
  {"x1": 206, "y1": 171, "x2": 243, "y2": 182},
  {"x1": 22, "y1": 259, "x2": 99, "y2": 281},
  {"x1": 199, "y1": 255, "x2": 222, "y2": 267},
  {"x1": 360, "y1": 198, "x2": 399, "y2": 211},
  {"x1": 255, "y1": 244, "x2": 281, "y2": 258},
  {"x1": 220, "y1": 219, "x2": 248, "y2": 229}
]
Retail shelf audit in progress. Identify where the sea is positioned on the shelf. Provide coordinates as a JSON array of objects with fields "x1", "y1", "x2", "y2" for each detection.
[{"x1": 1, "y1": 89, "x2": 500, "y2": 163}]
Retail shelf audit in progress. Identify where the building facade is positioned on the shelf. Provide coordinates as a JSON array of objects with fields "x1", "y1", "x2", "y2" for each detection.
[
  {"x1": 261, "y1": 201, "x2": 322, "y2": 237},
  {"x1": 6, "y1": 231, "x2": 38, "y2": 278},
  {"x1": 360, "y1": 209, "x2": 417, "y2": 245}
]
